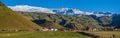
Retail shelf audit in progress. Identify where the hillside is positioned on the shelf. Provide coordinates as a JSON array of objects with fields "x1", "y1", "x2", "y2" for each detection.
[
  {"x1": 0, "y1": 2, "x2": 40, "y2": 32},
  {"x1": 17, "y1": 12, "x2": 101, "y2": 30},
  {"x1": 17, "y1": 11, "x2": 120, "y2": 29},
  {"x1": 89, "y1": 15, "x2": 112, "y2": 26},
  {"x1": 89, "y1": 14, "x2": 120, "y2": 28}
]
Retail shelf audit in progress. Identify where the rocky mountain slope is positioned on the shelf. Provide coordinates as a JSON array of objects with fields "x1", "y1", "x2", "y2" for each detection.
[{"x1": 17, "y1": 12, "x2": 101, "y2": 29}]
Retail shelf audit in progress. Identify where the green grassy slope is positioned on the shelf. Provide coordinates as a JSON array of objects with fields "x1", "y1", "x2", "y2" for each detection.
[
  {"x1": 0, "y1": 32, "x2": 91, "y2": 38},
  {"x1": 0, "y1": 2, "x2": 40, "y2": 32}
]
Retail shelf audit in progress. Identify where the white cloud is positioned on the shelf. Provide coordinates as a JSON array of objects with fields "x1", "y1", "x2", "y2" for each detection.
[{"x1": 8, "y1": 5, "x2": 55, "y2": 14}]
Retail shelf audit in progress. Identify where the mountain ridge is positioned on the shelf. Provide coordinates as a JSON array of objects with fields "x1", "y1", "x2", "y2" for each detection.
[{"x1": 9, "y1": 5, "x2": 112, "y2": 17}]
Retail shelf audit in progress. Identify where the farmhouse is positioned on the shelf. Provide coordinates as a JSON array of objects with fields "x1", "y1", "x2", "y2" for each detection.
[
  {"x1": 49, "y1": 27, "x2": 58, "y2": 31},
  {"x1": 85, "y1": 26, "x2": 97, "y2": 31}
]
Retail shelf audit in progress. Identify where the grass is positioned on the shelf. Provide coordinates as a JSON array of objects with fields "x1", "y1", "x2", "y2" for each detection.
[
  {"x1": 85, "y1": 31, "x2": 120, "y2": 38},
  {"x1": 0, "y1": 32, "x2": 91, "y2": 38},
  {"x1": 0, "y1": 2, "x2": 40, "y2": 32}
]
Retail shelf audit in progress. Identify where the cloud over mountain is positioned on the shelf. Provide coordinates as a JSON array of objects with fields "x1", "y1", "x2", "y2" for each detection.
[{"x1": 8, "y1": 5, "x2": 55, "y2": 14}]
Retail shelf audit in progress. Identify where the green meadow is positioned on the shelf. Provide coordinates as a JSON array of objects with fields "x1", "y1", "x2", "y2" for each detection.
[
  {"x1": 0, "y1": 32, "x2": 91, "y2": 38},
  {"x1": 85, "y1": 31, "x2": 120, "y2": 38}
]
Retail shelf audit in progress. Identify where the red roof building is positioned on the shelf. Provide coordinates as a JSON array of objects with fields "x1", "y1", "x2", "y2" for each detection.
[{"x1": 0, "y1": 4, "x2": 2, "y2": 6}]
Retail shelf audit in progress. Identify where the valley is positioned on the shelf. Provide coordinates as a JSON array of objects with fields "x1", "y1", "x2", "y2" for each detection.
[{"x1": 0, "y1": 1, "x2": 120, "y2": 38}]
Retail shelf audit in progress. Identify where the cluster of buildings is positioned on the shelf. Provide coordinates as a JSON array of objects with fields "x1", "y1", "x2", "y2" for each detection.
[
  {"x1": 37, "y1": 27, "x2": 79, "y2": 32},
  {"x1": 37, "y1": 27, "x2": 58, "y2": 31},
  {"x1": 37, "y1": 26, "x2": 119, "y2": 32},
  {"x1": 85, "y1": 26, "x2": 117, "y2": 31},
  {"x1": 60, "y1": 28, "x2": 79, "y2": 32}
]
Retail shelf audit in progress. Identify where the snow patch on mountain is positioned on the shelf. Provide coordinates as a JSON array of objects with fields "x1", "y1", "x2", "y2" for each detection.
[
  {"x1": 8, "y1": 5, "x2": 55, "y2": 14},
  {"x1": 52, "y1": 8, "x2": 85, "y2": 15}
]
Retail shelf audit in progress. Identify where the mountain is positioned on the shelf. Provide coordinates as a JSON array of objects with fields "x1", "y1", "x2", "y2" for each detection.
[
  {"x1": 9, "y1": 5, "x2": 112, "y2": 17},
  {"x1": 17, "y1": 11, "x2": 120, "y2": 29},
  {"x1": 17, "y1": 11, "x2": 101, "y2": 30},
  {"x1": 8, "y1": 5, "x2": 120, "y2": 28},
  {"x1": 0, "y1": 2, "x2": 40, "y2": 32},
  {"x1": 52, "y1": 8, "x2": 112, "y2": 17}
]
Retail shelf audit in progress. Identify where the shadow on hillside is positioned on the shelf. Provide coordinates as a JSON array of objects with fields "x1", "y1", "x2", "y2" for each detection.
[
  {"x1": 110, "y1": 14, "x2": 120, "y2": 28},
  {"x1": 32, "y1": 19, "x2": 52, "y2": 27},
  {"x1": 59, "y1": 19, "x2": 67, "y2": 25},
  {"x1": 32, "y1": 19, "x2": 63, "y2": 28},
  {"x1": 32, "y1": 19, "x2": 46, "y2": 25}
]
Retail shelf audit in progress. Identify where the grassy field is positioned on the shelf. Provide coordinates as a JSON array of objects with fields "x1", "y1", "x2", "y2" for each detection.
[
  {"x1": 85, "y1": 31, "x2": 120, "y2": 38},
  {"x1": 0, "y1": 32, "x2": 91, "y2": 38}
]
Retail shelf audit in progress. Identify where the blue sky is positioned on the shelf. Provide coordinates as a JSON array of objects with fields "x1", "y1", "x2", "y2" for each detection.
[{"x1": 1, "y1": 0, "x2": 120, "y2": 14}]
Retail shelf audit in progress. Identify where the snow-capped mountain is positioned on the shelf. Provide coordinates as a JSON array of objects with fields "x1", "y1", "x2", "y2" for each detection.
[
  {"x1": 8, "y1": 5, "x2": 112, "y2": 17},
  {"x1": 9, "y1": 5, "x2": 55, "y2": 14},
  {"x1": 52, "y1": 8, "x2": 112, "y2": 17},
  {"x1": 52, "y1": 8, "x2": 85, "y2": 15}
]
